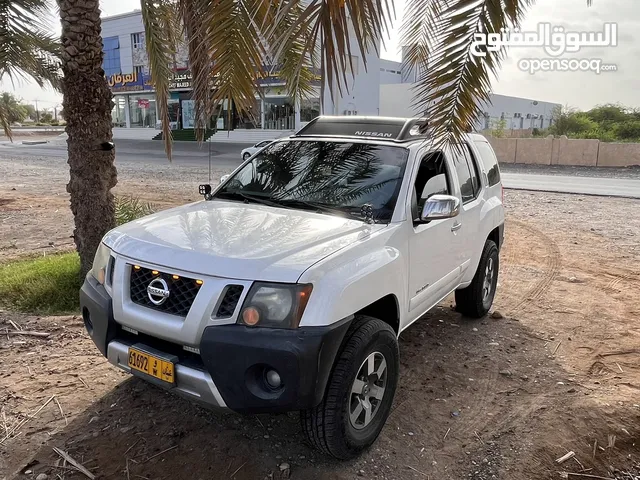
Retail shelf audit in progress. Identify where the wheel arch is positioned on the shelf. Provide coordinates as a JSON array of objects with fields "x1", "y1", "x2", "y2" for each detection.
[{"x1": 354, "y1": 294, "x2": 400, "y2": 335}]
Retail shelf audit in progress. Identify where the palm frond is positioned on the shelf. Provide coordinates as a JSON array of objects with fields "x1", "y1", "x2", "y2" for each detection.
[
  {"x1": 403, "y1": 0, "x2": 594, "y2": 149},
  {"x1": 267, "y1": 1, "x2": 317, "y2": 105},
  {"x1": 0, "y1": 0, "x2": 60, "y2": 85},
  {"x1": 270, "y1": 0, "x2": 393, "y2": 103},
  {"x1": 141, "y1": 0, "x2": 180, "y2": 159},
  {"x1": 187, "y1": 0, "x2": 267, "y2": 135},
  {"x1": 0, "y1": 0, "x2": 60, "y2": 138}
]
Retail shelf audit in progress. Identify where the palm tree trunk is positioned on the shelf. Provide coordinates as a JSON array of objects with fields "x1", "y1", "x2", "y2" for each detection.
[{"x1": 58, "y1": 0, "x2": 117, "y2": 277}]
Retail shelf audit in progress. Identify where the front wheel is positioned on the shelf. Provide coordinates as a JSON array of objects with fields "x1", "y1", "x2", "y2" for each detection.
[
  {"x1": 301, "y1": 316, "x2": 399, "y2": 459},
  {"x1": 455, "y1": 239, "x2": 499, "y2": 318}
]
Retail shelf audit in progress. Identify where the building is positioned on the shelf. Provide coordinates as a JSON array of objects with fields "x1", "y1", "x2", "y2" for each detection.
[
  {"x1": 101, "y1": 10, "x2": 559, "y2": 135},
  {"x1": 379, "y1": 85, "x2": 560, "y2": 131}
]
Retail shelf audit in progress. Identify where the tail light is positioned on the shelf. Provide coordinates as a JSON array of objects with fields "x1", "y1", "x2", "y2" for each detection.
[{"x1": 501, "y1": 184, "x2": 504, "y2": 204}]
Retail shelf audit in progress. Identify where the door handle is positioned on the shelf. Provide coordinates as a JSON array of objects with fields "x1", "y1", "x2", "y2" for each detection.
[{"x1": 451, "y1": 222, "x2": 462, "y2": 232}]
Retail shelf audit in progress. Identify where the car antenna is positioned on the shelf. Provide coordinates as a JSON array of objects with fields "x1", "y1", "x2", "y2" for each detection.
[{"x1": 207, "y1": 132, "x2": 212, "y2": 184}]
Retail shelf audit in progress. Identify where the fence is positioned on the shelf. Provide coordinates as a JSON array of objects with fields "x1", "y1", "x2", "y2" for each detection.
[{"x1": 486, "y1": 136, "x2": 640, "y2": 167}]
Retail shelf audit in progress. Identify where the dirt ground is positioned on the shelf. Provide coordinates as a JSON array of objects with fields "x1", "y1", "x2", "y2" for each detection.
[{"x1": 1, "y1": 152, "x2": 639, "y2": 480}]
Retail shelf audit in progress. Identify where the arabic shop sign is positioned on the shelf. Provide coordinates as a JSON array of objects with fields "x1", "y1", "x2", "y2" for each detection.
[
  {"x1": 169, "y1": 71, "x2": 192, "y2": 89},
  {"x1": 106, "y1": 71, "x2": 191, "y2": 92},
  {"x1": 106, "y1": 71, "x2": 150, "y2": 92},
  {"x1": 106, "y1": 67, "x2": 320, "y2": 92}
]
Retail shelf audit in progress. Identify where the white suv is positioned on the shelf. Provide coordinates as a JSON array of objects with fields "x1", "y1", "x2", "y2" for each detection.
[{"x1": 80, "y1": 116, "x2": 504, "y2": 459}]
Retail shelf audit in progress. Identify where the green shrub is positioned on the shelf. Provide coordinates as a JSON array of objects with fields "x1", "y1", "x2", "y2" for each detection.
[
  {"x1": 0, "y1": 253, "x2": 81, "y2": 314},
  {"x1": 115, "y1": 196, "x2": 156, "y2": 226}
]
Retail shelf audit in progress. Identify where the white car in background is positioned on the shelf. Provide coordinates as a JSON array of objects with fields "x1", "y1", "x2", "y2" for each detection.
[{"x1": 241, "y1": 140, "x2": 274, "y2": 160}]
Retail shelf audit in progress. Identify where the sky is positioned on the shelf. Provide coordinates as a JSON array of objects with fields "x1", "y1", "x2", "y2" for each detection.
[{"x1": 2, "y1": 0, "x2": 637, "y2": 111}]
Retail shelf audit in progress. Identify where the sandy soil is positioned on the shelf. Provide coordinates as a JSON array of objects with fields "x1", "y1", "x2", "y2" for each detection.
[{"x1": 1, "y1": 152, "x2": 639, "y2": 480}]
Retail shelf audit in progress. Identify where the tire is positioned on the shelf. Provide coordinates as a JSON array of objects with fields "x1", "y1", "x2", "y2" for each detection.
[
  {"x1": 300, "y1": 315, "x2": 399, "y2": 460},
  {"x1": 243, "y1": 153, "x2": 251, "y2": 161},
  {"x1": 455, "y1": 239, "x2": 499, "y2": 318}
]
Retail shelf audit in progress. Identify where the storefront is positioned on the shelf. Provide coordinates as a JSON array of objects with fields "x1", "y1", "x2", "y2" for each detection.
[{"x1": 106, "y1": 69, "x2": 320, "y2": 131}]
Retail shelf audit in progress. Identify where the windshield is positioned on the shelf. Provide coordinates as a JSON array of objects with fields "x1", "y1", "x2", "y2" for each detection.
[{"x1": 214, "y1": 140, "x2": 409, "y2": 223}]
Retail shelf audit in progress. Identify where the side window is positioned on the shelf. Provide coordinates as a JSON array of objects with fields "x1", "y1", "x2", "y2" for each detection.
[
  {"x1": 411, "y1": 151, "x2": 451, "y2": 221},
  {"x1": 461, "y1": 145, "x2": 481, "y2": 196},
  {"x1": 474, "y1": 141, "x2": 501, "y2": 186},
  {"x1": 256, "y1": 140, "x2": 270, "y2": 147},
  {"x1": 452, "y1": 150, "x2": 475, "y2": 203}
]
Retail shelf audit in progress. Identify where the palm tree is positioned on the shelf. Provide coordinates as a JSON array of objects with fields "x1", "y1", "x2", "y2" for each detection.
[
  {"x1": 58, "y1": 0, "x2": 117, "y2": 276},
  {"x1": 141, "y1": 0, "x2": 592, "y2": 154},
  {"x1": 0, "y1": 0, "x2": 60, "y2": 140},
  {"x1": 0, "y1": 92, "x2": 28, "y2": 125}
]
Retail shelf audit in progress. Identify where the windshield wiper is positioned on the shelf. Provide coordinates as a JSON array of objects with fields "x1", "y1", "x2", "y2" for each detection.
[
  {"x1": 215, "y1": 190, "x2": 283, "y2": 208},
  {"x1": 276, "y1": 199, "x2": 369, "y2": 222}
]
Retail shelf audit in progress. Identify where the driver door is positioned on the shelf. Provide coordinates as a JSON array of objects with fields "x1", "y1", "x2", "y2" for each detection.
[{"x1": 407, "y1": 151, "x2": 464, "y2": 317}]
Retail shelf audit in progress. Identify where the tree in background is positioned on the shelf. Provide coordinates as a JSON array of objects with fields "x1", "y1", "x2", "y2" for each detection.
[
  {"x1": 40, "y1": 111, "x2": 54, "y2": 123},
  {"x1": 23, "y1": 103, "x2": 37, "y2": 121},
  {"x1": 550, "y1": 104, "x2": 640, "y2": 142},
  {"x1": 0, "y1": 93, "x2": 28, "y2": 124},
  {"x1": 0, "y1": 0, "x2": 60, "y2": 139},
  {"x1": 490, "y1": 118, "x2": 507, "y2": 138}
]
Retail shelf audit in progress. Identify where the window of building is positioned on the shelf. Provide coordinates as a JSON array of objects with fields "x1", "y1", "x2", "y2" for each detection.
[
  {"x1": 132, "y1": 32, "x2": 145, "y2": 49},
  {"x1": 300, "y1": 97, "x2": 320, "y2": 123},
  {"x1": 129, "y1": 94, "x2": 156, "y2": 128},
  {"x1": 102, "y1": 36, "x2": 121, "y2": 77},
  {"x1": 134, "y1": 65, "x2": 145, "y2": 77}
]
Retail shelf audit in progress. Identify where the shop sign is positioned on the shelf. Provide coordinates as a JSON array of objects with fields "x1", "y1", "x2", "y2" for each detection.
[
  {"x1": 169, "y1": 71, "x2": 192, "y2": 90},
  {"x1": 106, "y1": 71, "x2": 152, "y2": 92},
  {"x1": 138, "y1": 99, "x2": 150, "y2": 108}
]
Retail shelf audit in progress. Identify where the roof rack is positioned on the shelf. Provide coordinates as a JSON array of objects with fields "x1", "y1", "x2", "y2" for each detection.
[{"x1": 292, "y1": 116, "x2": 430, "y2": 143}]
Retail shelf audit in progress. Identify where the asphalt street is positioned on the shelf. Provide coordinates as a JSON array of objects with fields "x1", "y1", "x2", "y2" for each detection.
[
  {"x1": 1, "y1": 139, "x2": 639, "y2": 198},
  {"x1": 0, "y1": 139, "x2": 251, "y2": 169},
  {"x1": 501, "y1": 172, "x2": 640, "y2": 199}
]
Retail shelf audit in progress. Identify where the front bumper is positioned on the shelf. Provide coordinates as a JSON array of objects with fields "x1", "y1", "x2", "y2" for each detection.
[{"x1": 80, "y1": 276, "x2": 351, "y2": 413}]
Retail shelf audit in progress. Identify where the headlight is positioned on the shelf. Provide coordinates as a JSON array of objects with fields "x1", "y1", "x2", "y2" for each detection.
[
  {"x1": 90, "y1": 243, "x2": 111, "y2": 284},
  {"x1": 239, "y1": 282, "x2": 313, "y2": 329}
]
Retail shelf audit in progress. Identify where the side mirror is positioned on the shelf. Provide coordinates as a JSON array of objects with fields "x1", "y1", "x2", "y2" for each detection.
[
  {"x1": 220, "y1": 174, "x2": 230, "y2": 184},
  {"x1": 420, "y1": 194, "x2": 460, "y2": 221}
]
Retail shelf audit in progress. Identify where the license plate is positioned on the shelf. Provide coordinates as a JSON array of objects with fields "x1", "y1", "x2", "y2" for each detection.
[{"x1": 128, "y1": 347, "x2": 175, "y2": 384}]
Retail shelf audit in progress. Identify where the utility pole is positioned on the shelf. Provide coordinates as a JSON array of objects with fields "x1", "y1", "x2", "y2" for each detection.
[{"x1": 35, "y1": 99, "x2": 39, "y2": 122}]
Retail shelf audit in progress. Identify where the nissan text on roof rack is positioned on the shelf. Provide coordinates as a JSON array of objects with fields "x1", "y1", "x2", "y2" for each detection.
[{"x1": 80, "y1": 116, "x2": 505, "y2": 459}]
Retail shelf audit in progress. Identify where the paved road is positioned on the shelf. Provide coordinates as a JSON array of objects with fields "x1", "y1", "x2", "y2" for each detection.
[
  {"x1": 1, "y1": 140, "x2": 639, "y2": 198},
  {"x1": 0, "y1": 139, "x2": 252, "y2": 169},
  {"x1": 501, "y1": 172, "x2": 640, "y2": 199}
]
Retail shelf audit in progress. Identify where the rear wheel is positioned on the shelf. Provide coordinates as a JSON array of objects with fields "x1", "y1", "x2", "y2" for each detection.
[
  {"x1": 455, "y1": 240, "x2": 499, "y2": 318},
  {"x1": 243, "y1": 152, "x2": 251, "y2": 161},
  {"x1": 301, "y1": 315, "x2": 399, "y2": 459}
]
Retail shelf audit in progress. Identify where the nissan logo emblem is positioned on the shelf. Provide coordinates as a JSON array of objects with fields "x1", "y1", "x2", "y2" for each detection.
[{"x1": 147, "y1": 278, "x2": 170, "y2": 305}]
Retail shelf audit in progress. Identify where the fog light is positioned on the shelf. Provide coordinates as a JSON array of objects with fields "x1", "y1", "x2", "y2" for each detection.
[{"x1": 265, "y1": 369, "x2": 281, "y2": 389}]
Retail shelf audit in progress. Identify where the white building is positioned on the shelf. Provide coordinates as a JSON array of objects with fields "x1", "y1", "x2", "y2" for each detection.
[
  {"x1": 380, "y1": 84, "x2": 559, "y2": 131},
  {"x1": 101, "y1": 10, "x2": 559, "y2": 135}
]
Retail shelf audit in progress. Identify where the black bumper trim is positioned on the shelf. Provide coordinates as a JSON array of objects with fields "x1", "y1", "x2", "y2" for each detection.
[
  {"x1": 80, "y1": 275, "x2": 116, "y2": 357},
  {"x1": 200, "y1": 317, "x2": 352, "y2": 414}
]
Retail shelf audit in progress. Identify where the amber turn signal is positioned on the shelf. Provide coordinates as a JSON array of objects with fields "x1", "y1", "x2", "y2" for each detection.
[{"x1": 242, "y1": 307, "x2": 260, "y2": 326}]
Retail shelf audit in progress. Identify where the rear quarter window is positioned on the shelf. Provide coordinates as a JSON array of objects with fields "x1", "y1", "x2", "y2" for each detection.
[{"x1": 473, "y1": 141, "x2": 501, "y2": 187}]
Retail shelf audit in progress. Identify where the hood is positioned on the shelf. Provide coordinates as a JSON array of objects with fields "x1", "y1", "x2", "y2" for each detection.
[{"x1": 103, "y1": 200, "x2": 385, "y2": 282}]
